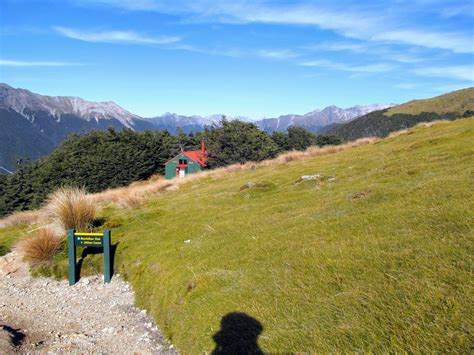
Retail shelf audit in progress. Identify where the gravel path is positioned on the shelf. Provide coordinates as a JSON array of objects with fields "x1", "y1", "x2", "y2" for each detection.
[{"x1": 0, "y1": 251, "x2": 176, "y2": 353}]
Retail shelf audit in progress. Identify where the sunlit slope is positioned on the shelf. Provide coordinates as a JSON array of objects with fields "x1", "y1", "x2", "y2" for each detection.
[
  {"x1": 386, "y1": 87, "x2": 474, "y2": 116},
  {"x1": 329, "y1": 87, "x2": 473, "y2": 140},
  {"x1": 2, "y1": 119, "x2": 472, "y2": 352},
  {"x1": 112, "y1": 118, "x2": 473, "y2": 352}
]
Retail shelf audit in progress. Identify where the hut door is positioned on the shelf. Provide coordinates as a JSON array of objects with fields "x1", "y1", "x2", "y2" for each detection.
[{"x1": 179, "y1": 168, "x2": 186, "y2": 178}]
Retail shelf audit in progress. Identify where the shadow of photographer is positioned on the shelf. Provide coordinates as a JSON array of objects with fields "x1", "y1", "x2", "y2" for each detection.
[{"x1": 212, "y1": 312, "x2": 263, "y2": 355}]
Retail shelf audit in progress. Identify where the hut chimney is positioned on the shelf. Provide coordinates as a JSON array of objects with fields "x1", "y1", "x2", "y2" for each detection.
[{"x1": 201, "y1": 141, "x2": 205, "y2": 153}]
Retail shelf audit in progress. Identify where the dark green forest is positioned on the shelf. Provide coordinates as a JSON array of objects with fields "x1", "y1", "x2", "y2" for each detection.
[
  {"x1": 328, "y1": 110, "x2": 470, "y2": 141},
  {"x1": 0, "y1": 120, "x2": 342, "y2": 217}
]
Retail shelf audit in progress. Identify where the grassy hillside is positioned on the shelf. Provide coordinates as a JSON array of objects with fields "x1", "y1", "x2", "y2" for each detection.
[
  {"x1": 1, "y1": 118, "x2": 473, "y2": 352},
  {"x1": 329, "y1": 87, "x2": 473, "y2": 140},
  {"x1": 387, "y1": 87, "x2": 474, "y2": 116}
]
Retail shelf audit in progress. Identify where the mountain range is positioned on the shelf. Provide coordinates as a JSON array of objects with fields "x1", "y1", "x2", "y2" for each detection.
[
  {"x1": 2, "y1": 82, "x2": 471, "y2": 172},
  {"x1": 0, "y1": 83, "x2": 155, "y2": 171},
  {"x1": 145, "y1": 113, "x2": 254, "y2": 134},
  {"x1": 254, "y1": 104, "x2": 394, "y2": 133},
  {"x1": 0, "y1": 83, "x2": 390, "y2": 170},
  {"x1": 148, "y1": 104, "x2": 395, "y2": 134}
]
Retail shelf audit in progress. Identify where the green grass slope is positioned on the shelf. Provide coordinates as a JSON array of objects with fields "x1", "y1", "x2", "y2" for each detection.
[
  {"x1": 329, "y1": 87, "x2": 473, "y2": 140},
  {"x1": 2, "y1": 118, "x2": 473, "y2": 352},
  {"x1": 387, "y1": 87, "x2": 474, "y2": 116}
]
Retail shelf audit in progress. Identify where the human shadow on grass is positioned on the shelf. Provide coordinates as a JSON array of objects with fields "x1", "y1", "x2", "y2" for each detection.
[
  {"x1": 75, "y1": 242, "x2": 119, "y2": 281},
  {"x1": 212, "y1": 312, "x2": 263, "y2": 355}
]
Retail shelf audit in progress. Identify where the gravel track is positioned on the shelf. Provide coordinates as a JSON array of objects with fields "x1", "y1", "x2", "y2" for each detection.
[{"x1": 0, "y1": 251, "x2": 176, "y2": 353}]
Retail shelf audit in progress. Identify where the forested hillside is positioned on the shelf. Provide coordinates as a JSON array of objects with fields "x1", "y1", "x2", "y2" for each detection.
[
  {"x1": 329, "y1": 88, "x2": 474, "y2": 140},
  {"x1": 0, "y1": 121, "x2": 340, "y2": 216}
]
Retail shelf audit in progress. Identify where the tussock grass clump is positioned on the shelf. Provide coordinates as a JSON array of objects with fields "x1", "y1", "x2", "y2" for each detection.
[
  {"x1": 118, "y1": 192, "x2": 147, "y2": 209},
  {"x1": 414, "y1": 119, "x2": 447, "y2": 128},
  {"x1": 0, "y1": 210, "x2": 43, "y2": 228},
  {"x1": 45, "y1": 187, "x2": 96, "y2": 232},
  {"x1": 17, "y1": 228, "x2": 63, "y2": 267}
]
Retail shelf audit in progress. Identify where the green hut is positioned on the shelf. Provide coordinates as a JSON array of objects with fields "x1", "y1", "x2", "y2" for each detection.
[{"x1": 165, "y1": 142, "x2": 208, "y2": 180}]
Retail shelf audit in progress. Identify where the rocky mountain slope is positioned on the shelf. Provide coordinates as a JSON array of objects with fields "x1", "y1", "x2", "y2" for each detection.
[
  {"x1": 145, "y1": 113, "x2": 253, "y2": 133},
  {"x1": 145, "y1": 105, "x2": 393, "y2": 134},
  {"x1": 255, "y1": 104, "x2": 394, "y2": 133},
  {"x1": 0, "y1": 84, "x2": 154, "y2": 170}
]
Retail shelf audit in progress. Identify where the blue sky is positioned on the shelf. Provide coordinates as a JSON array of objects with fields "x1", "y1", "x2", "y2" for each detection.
[{"x1": 1, "y1": 0, "x2": 473, "y2": 118}]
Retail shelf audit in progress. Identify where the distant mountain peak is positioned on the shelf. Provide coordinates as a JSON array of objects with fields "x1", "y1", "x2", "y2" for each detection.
[
  {"x1": 0, "y1": 83, "x2": 145, "y2": 129},
  {"x1": 0, "y1": 83, "x2": 155, "y2": 170},
  {"x1": 255, "y1": 103, "x2": 396, "y2": 133}
]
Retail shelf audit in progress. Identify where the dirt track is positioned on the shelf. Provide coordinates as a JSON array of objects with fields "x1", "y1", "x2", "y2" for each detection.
[{"x1": 0, "y1": 251, "x2": 175, "y2": 353}]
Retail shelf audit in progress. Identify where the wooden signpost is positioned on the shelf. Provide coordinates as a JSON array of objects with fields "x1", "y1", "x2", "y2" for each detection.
[{"x1": 67, "y1": 229, "x2": 112, "y2": 286}]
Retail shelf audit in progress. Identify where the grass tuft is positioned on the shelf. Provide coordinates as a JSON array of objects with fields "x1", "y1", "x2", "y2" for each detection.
[
  {"x1": 118, "y1": 192, "x2": 147, "y2": 209},
  {"x1": 45, "y1": 187, "x2": 96, "y2": 232},
  {"x1": 17, "y1": 228, "x2": 63, "y2": 267}
]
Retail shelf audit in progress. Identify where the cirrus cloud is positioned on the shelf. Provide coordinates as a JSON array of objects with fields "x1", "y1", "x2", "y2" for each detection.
[
  {"x1": 0, "y1": 59, "x2": 84, "y2": 67},
  {"x1": 79, "y1": 1, "x2": 474, "y2": 54},
  {"x1": 413, "y1": 65, "x2": 474, "y2": 81},
  {"x1": 54, "y1": 26, "x2": 181, "y2": 45},
  {"x1": 300, "y1": 59, "x2": 396, "y2": 74}
]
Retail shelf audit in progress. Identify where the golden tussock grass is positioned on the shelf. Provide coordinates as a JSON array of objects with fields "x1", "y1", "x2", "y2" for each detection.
[
  {"x1": 388, "y1": 129, "x2": 410, "y2": 138},
  {"x1": 45, "y1": 187, "x2": 96, "y2": 232},
  {"x1": 414, "y1": 119, "x2": 447, "y2": 128},
  {"x1": 258, "y1": 137, "x2": 380, "y2": 167},
  {"x1": 117, "y1": 192, "x2": 148, "y2": 209},
  {"x1": 89, "y1": 175, "x2": 174, "y2": 208},
  {"x1": 0, "y1": 210, "x2": 43, "y2": 228},
  {"x1": 16, "y1": 227, "x2": 63, "y2": 267}
]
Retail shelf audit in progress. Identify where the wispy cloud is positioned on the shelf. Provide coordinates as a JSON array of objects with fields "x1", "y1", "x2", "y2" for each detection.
[
  {"x1": 0, "y1": 59, "x2": 83, "y2": 67},
  {"x1": 303, "y1": 41, "x2": 425, "y2": 63},
  {"x1": 372, "y1": 30, "x2": 473, "y2": 55},
  {"x1": 257, "y1": 49, "x2": 298, "y2": 60},
  {"x1": 168, "y1": 43, "x2": 244, "y2": 58},
  {"x1": 414, "y1": 65, "x2": 474, "y2": 81},
  {"x1": 54, "y1": 26, "x2": 181, "y2": 45},
  {"x1": 439, "y1": 4, "x2": 474, "y2": 18},
  {"x1": 394, "y1": 83, "x2": 419, "y2": 90},
  {"x1": 303, "y1": 42, "x2": 368, "y2": 54},
  {"x1": 300, "y1": 59, "x2": 396, "y2": 74},
  {"x1": 388, "y1": 53, "x2": 425, "y2": 64},
  {"x1": 84, "y1": 1, "x2": 474, "y2": 54}
]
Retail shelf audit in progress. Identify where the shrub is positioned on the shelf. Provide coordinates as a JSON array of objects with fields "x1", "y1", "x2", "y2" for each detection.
[
  {"x1": 45, "y1": 187, "x2": 96, "y2": 232},
  {"x1": 17, "y1": 228, "x2": 63, "y2": 267}
]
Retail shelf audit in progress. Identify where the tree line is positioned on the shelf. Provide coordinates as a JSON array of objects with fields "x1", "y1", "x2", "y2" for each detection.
[{"x1": 0, "y1": 120, "x2": 342, "y2": 216}]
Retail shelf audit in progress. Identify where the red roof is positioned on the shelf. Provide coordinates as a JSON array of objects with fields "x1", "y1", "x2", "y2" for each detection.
[{"x1": 183, "y1": 150, "x2": 207, "y2": 167}]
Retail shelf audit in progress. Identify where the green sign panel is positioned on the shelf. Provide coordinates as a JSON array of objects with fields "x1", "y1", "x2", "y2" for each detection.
[
  {"x1": 67, "y1": 229, "x2": 112, "y2": 286},
  {"x1": 75, "y1": 235, "x2": 103, "y2": 247}
]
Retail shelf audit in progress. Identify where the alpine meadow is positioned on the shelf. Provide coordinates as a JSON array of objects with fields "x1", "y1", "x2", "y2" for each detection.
[{"x1": 1, "y1": 0, "x2": 473, "y2": 353}]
